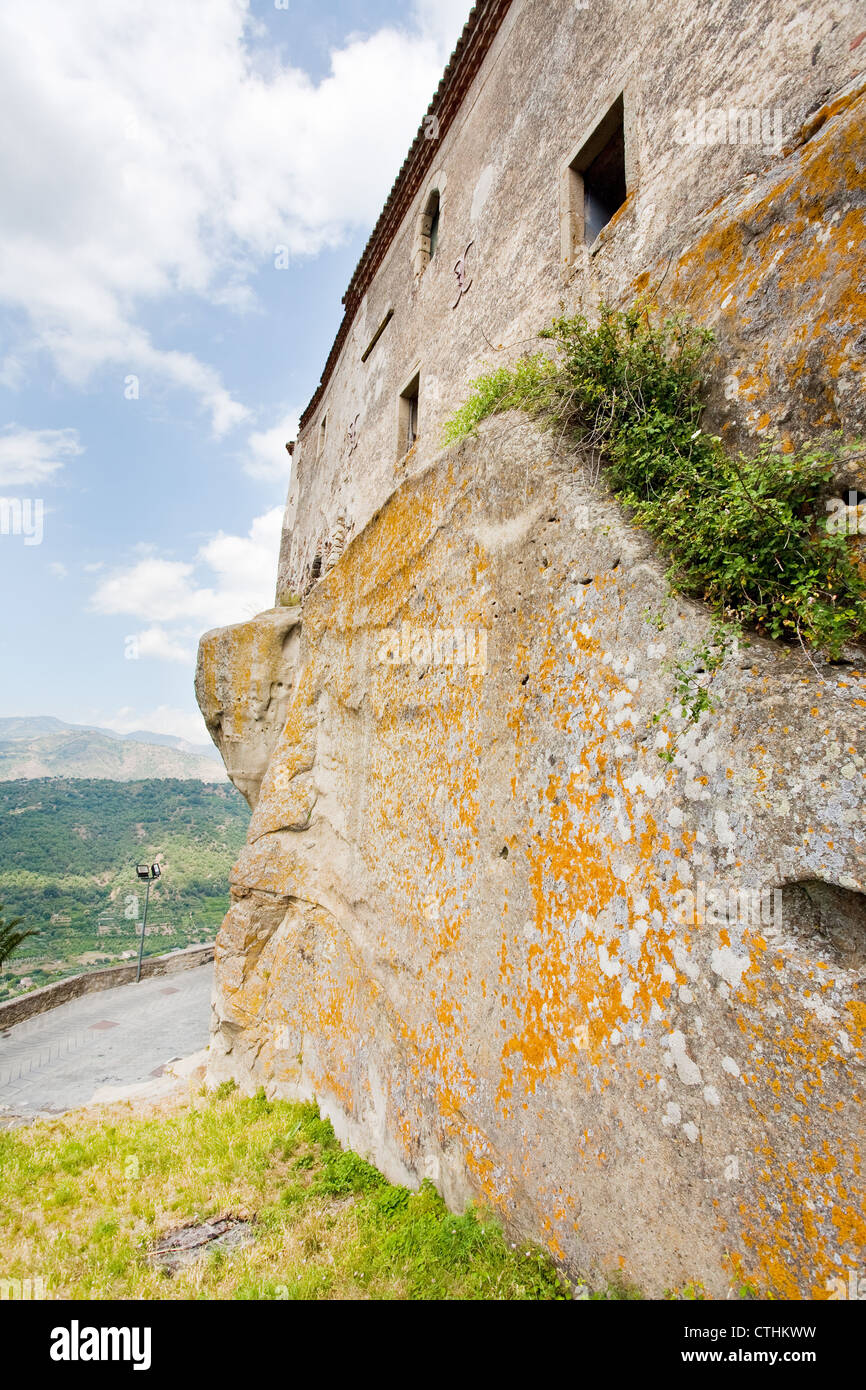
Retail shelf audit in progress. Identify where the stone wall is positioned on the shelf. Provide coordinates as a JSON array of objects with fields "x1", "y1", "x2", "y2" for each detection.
[
  {"x1": 0, "y1": 944, "x2": 215, "y2": 1030},
  {"x1": 278, "y1": 0, "x2": 865, "y2": 601},
  {"x1": 196, "y1": 0, "x2": 866, "y2": 1297},
  {"x1": 199, "y1": 411, "x2": 865, "y2": 1297}
]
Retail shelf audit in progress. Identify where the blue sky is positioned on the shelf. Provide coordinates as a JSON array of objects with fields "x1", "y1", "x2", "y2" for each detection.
[{"x1": 0, "y1": 0, "x2": 471, "y2": 744}]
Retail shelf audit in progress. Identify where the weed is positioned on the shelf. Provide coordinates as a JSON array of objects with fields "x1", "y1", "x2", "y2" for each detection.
[
  {"x1": 0, "y1": 1091, "x2": 570, "y2": 1301},
  {"x1": 653, "y1": 620, "x2": 740, "y2": 760},
  {"x1": 443, "y1": 304, "x2": 866, "y2": 658}
]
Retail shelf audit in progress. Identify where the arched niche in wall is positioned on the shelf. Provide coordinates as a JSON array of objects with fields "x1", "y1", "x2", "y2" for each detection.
[{"x1": 412, "y1": 171, "x2": 448, "y2": 280}]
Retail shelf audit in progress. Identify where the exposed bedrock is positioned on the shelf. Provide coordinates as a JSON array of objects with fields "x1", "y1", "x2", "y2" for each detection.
[
  {"x1": 198, "y1": 416, "x2": 865, "y2": 1298},
  {"x1": 196, "y1": 607, "x2": 301, "y2": 809},
  {"x1": 638, "y1": 75, "x2": 866, "y2": 452}
]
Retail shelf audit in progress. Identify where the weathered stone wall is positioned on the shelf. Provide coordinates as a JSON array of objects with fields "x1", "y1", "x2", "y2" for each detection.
[
  {"x1": 278, "y1": 0, "x2": 865, "y2": 601},
  {"x1": 202, "y1": 417, "x2": 864, "y2": 1297},
  {"x1": 196, "y1": 0, "x2": 866, "y2": 1297}
]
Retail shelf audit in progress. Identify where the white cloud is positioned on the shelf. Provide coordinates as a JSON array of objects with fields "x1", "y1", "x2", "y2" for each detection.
[
  {"x1": 98, "y1": 705, "x2": 212, "y2": 747},
  {"x1": 91, "y1": 506, "x2": 284, "y2": 640},
  {"x1": 244, "y1": 412, "x2": 301, "y2": 482},
  {"x1": 94, "y1": 558, "x2": 201, "y2": 625},
  {"x1": 0, "y1": 0, "x2": 471, "y2": 434},
  {"x1": 0, "y1": 425, "x2": 83, "y2": 486},
  {"x1": 131, "y1": 625, "x2": 195, "y2": 665},
  {"x1": 413, "y1": 0, "x2": 474, "y2": 54}
]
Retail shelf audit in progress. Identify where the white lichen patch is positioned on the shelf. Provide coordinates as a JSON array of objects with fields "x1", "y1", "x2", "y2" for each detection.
[{"x1": 666, "y1": 1030, "x2": 703, "y2": 1086}]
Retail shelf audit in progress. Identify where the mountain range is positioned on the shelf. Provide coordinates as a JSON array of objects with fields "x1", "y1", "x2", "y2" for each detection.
[{"x1": 0, "y1": 717, "x2": 225, "y2": 782}]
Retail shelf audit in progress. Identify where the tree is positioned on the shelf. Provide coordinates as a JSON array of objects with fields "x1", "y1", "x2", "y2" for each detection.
[{"x1": 0, "y1": 904, "x2": 38, "y2": 969}]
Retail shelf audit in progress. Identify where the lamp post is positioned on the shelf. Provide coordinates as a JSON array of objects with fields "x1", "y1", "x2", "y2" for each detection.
[{"x1": 134, "y1": 862, "x2": 161, "y2": 983}]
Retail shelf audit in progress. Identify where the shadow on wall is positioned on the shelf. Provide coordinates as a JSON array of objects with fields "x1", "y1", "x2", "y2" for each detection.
[{"x1": 781, "y1": 880, "x2": 866, "y2": 970}]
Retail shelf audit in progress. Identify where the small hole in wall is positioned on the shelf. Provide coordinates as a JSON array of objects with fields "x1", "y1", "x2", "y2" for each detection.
[
  {"x1": 780, "y1": 880, "x2": 866, "y2": 969},
  {"x1": 310, "y1": 554, "x2": 322, "y2": 581},
  {"x1": 428, "y1": 190, "x2": 440, "y2": 259},
  {"x1": 499, "y1": 845, "x2": 509, "y2": 859}
]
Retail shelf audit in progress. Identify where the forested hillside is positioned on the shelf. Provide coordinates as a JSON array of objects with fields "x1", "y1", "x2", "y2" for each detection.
[{"x1": 0, "y1": 780, "x2": 249, "y2": 999}]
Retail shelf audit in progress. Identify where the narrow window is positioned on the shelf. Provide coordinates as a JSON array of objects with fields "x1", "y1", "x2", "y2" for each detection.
[
  {"x1": 361, "y1": 307, "x2": 394, "y2": 362},
  {"x1": 413, "y1": 189, "x2": 441, "y2": 278},
  {"x1": 428, "y1": 191, "x2": 440, "y2": 259},
  {"x1": 398, "y1": 372, "x2": 420, "y2": 457},
  {"x1": 317, "y1": 414, "x2": 327, "y2": 458},
  {"x1": 562, "y1": 94, "x2": 627, "y2": 260}
]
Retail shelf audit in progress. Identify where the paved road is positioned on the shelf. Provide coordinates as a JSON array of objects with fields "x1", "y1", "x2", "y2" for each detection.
[{"x1": 0, "y1": 965, "x2": 213, "y2": 1124}]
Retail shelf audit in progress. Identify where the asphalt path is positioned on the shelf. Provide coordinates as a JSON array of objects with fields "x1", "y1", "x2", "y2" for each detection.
[{"x1": 0, "y1": 964, "x2": 212, "y2": 1124}]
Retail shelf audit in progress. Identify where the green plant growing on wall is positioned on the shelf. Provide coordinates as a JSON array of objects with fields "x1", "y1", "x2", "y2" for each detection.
[
  {"x1": 653, "y1": 620, "x2": 741, "y2": 762},
  {"x1": 442, "y1": 353, "x2": 558, "y2": 444},
  {"x1": 642, "y1": 602, "x2": 669, "y2": 633},
  {"x1": 665, "y1": 1279, "x2": 708, "y2": 1300},
  {"x1": 442, "y1": 304, "x2": 866, "y2": 660},
  {"x1": 0, "y1": 903, "x2": 38, "y2": 969}
]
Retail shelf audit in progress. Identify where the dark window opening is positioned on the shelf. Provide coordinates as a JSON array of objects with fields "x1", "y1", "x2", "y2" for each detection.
[
  {"x1": 398, "y1": 373, "x2": 420, "y2": 457},
  {"x1": 414, "y1": 190, "x2": 441, "y2": 278},
  {"x1": 583, "y1": 120, "x2": 626, "y2": 241},
  {"x1": 310, "y1": 554, "x2": 322, "y2": 582},
  {"x1": 567, "y1": 94, "x2": 628, "y2": 250},
  {"x1": 428, "y1": 192, "x2": 440, "y2": 259}
]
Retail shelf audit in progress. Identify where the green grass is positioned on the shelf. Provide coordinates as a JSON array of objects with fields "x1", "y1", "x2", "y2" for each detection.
[
  {"x1": 442, "y1": 303, "x2": 866, "y2": 660},
  {"x1": 0, "y1": 1087, "x2": 573, "y2": 1300}
]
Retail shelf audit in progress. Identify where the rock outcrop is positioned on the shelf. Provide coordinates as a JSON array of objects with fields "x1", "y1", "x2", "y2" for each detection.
[
  {"x1": 196, "y1": 608, "x2": 301, "y2": 809},
  {"x1": 199, "y1": 416, "x2": 864, "y2": 1297},
  {"x1": 195, "y1": 11, "x2": 866, "y2": 1296}
]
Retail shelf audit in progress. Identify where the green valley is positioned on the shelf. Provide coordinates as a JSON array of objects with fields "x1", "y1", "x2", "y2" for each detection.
[{"x1": 0, "y1": 779, "x2": 249, "y2": 1000}]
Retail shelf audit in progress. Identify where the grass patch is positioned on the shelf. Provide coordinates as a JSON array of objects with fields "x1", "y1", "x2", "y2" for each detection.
[
  {"x1": 442, "y1": 304, "x2": 866, "y2": 660},
  {"x1": 0, "y1": 1088, "x2": 572, "y2": 1300}
]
